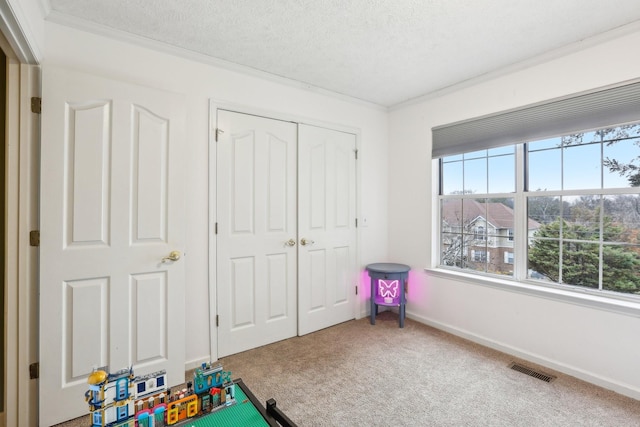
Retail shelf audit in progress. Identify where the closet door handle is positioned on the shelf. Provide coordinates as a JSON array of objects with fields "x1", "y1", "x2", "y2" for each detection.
[
  {"x1": 162, "y1": 251, "x2": 181, "y2": 262},
  {"x1": 300, "y1": 238, "x2": 315, "y2": 246},
  {"x1": 285, "y1": 239, "x2": 296, "y2": 247}
]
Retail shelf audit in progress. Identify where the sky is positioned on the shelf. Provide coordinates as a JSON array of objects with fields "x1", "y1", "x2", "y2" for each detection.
[{"x1": 442, "y1": 132, "x2": 638, "y2": 195}]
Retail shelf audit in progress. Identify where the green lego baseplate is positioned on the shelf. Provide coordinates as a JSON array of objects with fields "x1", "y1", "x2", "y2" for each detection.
[{"x1": 178, "y1": 385, "x2": 270, "y2": 427}]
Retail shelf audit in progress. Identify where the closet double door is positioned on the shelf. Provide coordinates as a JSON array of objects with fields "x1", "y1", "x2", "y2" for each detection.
[{"x1": 216, "y1": 110, "x2": 357, "y2": 357}]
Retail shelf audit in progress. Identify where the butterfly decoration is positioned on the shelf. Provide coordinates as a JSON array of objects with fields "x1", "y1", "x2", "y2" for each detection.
[{"x1": 378, "y1": 280, "x2": 399, "y2": 298}]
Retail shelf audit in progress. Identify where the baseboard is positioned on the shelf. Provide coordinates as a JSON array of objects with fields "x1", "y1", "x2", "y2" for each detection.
[{"x1": 406, "y1": 311, "x2": 640, "y2": 401}]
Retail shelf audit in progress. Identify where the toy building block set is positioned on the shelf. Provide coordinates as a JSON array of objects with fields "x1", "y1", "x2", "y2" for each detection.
[{"x1": 85, "y1": 362, "x2": 236, "y2": 426}]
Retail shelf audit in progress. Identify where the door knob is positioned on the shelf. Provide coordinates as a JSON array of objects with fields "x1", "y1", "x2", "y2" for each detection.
[
  {"x1": 300, "y1": 238, "x2": 315, "y2": 246},
  {"x1": 162, "y1": 251, "x2": 181, "y2": 262},
  {"x1": 285, "y1": 239, "x2": 296, "y2": 247}
]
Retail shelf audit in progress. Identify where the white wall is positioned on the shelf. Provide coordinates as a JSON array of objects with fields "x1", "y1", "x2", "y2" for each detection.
[
  {"x1": 42, "y1": 21, "x2": 389, "y2": 367},
  {"x1": 389, "y1": 26, "x2": 640, "y2": 399}
]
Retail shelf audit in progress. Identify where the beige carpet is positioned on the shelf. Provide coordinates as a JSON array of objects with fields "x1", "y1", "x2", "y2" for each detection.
[{"x1": 56, "y1": 312, "x2": 640, "y2": 426}]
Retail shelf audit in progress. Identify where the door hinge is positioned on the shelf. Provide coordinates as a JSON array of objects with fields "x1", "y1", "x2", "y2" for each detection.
[
  {"x1": 29, "y1": 230, "x2": 40, "y2": 247},
  {"x1": 216, "y1": 315, "x2": 219, "y2": 327},
  {"x1": 354, "y1": 149, "x2": 358, "y2": 160},
  {"x1": 355, "y1": 218, "x2": 358, "y2": 228},
  {"x1": 29, "y1": 362, "x2": 39, "y2": 379},
  {"x1": 355, "y1": 285, "x2": 358, "y2": 295},
  {"x1": 215, "y1": 222, "x2": 218, "y2": 234},
  {"x1": 31, "y1": 97, "x2": 41, "y2": 114},
  {"x1": 215, "y1": 128, "x2": 224, "y2": 142}
]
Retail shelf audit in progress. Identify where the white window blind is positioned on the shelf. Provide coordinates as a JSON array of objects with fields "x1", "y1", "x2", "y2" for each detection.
[{"x1": 432, "y1": 80, "x2": 640, "y2": 159}]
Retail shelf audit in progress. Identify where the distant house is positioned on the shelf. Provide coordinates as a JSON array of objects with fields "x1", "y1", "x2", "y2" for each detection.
[{"x1": 441, "y1": 200, "x2": 540, "y2": 274}]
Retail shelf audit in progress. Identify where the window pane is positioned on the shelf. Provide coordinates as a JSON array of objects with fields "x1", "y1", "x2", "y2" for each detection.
[
  {"x1": 602, "y1": 244, "x2": 640, "y2": 294},
  {"x1": 486, "y1": 199, "x2": 514, "y2": 246},
  {"x1": 527, "y1": 196, "x2": 559, "y2": 235},
  {"x1": 463, "y1": 199, "x2": 485, "y2": 232},
  {"x1": 441, "y1": 232, "x2": 462, "y2": 267},
  {"x1": 528, "y1": 237, "x2": 559, "y2": 281},
  {"x1": 562, "y1": 195, "x2": 601, "y2": 240},
  {"x1": 441, "y1": 199, "x2": 463, "y2": 268},
  {"x1": 441, "y1": 199, "x2": 463, "y2": 230},
  {"x1": 473, "y1": 199, "x2": 513, "y2": 275},
  {"x1": 488, "y1": 154, "x2": 515, "y2": 193},
  {"x1": 462, "y1": 199, "x2": 484, "y2": 249},
  {"x1": 488, "y1": 146, "x2": 515, "y2": 156},
  {"x1": 603, "y1": 194, "x2": 640, "y2": 244},
  {"x1": 442, "y1": 160, "x2": 463, "y2": 195},
  {"x1": 603, "y1": 137, "x2": 640, "y2": 189},
  {"x1": 563, "y1": 143, "x2": 601, "y2": 190},
  {"x1": 559, "y1": 131, "x2": 598, "y2": 147},
  {"x1": 464, "y1": 157, "x2": 487, "y2": 194},
  {"x1": 579, "y1": 130, "x2": 599, "y2": 144},
  {"x1": 528, "y1": 148, "x2": 561, "y2": 191},
  {"x1": 529, "y1": 137, "x2": 561, "y2": 151},
  {"x1": 487, "y1": 249, "x2": 511, "y2": 276},
  {"x1": 464, "y1": 149, "x2": 487, "y2": 160},
  {"x1": 465, "y1": 240, "x2": 486, "y2": 272},
  {"x1": 562, "y1": 241, "x2": 600, "y2": 289},
  {"x1": 600, "y1": 124, "x2": 640, "y2": 143},
  {"x1": 443, "y1": 154, "x2": 463, "y2": 162}
]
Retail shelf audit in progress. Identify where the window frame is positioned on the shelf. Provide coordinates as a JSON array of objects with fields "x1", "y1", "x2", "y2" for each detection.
[{"x1": 433, "y1": 133, "x2": 640, "y2": 312}]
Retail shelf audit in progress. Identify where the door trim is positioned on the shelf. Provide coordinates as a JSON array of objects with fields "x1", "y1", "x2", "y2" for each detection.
[
  {"x1": 208, "y1": 100, "x2": 363, "y2": 360},
  {"x1": 1, "y1": 5, "x2": 41, "y2": 425},
  {"x1": 4, "y1": 61, "x2": 39, "y2": 427}
]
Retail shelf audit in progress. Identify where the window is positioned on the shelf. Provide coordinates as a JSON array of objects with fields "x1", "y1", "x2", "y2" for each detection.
[
  {"x1": 504, "y1": 252, "x2": 514, "y2": 265},
  {"x1": 473, "y1": 250, "x2": 487, "y2": 262},
  {"x1": 474, "y1": 226, "x2": 486, "y2": 241},
  {"x1": 526, "y1": 127, "x2": 640, "y2": 294},
  {"x1": 434, "y1": 81, "x2": 640, "y2": 303},
  {"x1": 438, "y1": 121, "x2": 640, "y2": 298},
  {"x1": 440, "y1": 148, "x2": 516, "y2": 275},
  {"x1": 117, "y1": 405, "x2": 128, "y2": 420},
  {"x1": 116, "y1": 379, "x2": 128, "y2": 401},
  {"x1": 433, "y1": 80, "x2": 640, "y2": 302}
]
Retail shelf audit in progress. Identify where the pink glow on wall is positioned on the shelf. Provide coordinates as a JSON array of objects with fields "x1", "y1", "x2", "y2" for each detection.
[
  {"x1": 359, "y1": 269, "x2": 372, "y2": 302},
  {"x1": 404, "y1": 269, "x2": 425, "y2": 305}
]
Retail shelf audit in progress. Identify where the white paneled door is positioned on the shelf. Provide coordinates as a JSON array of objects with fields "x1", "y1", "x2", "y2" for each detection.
[
  {"x1": 216, "y1": 111, "x2": 298, "y2": 357},
  {"x1": 216, "y1": 111, "x2": 357, "y2": 357},
  {"x1": 40, "y1": 66, "x2": 186, "y2": 426},
  {"x1": 297, "y1": 124, "x2": 357, "y2": 335}
]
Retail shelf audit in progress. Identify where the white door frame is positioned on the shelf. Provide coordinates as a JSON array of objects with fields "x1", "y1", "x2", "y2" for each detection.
[
  {"x1": 208, "y1": 100, "x2": 364, "y2": 361},
  {"x1": 0, "y1": 22, "x2": 40, "y2": 427}
]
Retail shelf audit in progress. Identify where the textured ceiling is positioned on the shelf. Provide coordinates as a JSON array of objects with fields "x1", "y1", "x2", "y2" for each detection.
[{"x1": 45, "y1": 0, "x2": 640, "y2": 107}]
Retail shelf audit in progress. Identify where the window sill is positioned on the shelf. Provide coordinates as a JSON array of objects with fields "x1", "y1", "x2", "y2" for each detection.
[{"x1": 425, "y1": 267, "x2": 640, "y2": 318}]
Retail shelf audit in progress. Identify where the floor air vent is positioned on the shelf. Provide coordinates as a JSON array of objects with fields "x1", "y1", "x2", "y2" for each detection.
[{"x1": 509, "y1": 362, "x2": 556, "y2": 383}]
